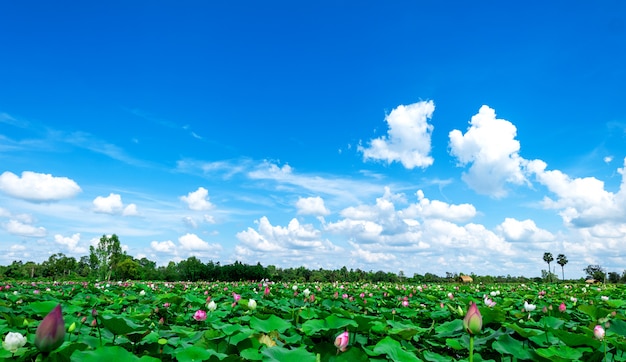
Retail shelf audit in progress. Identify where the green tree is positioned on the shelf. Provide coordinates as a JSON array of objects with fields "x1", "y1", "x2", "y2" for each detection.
[
  {"x1": 584, "y1": 264, "x2": 605, "y2": 282},
  {"x1": 178, "y1": 256, "x2": 206, "y2": 281},
  {"x1": 557, "y1": 254, "x2": 568, "y2": 281},
  {"x1": 137, "y1": 257, "x2": 158, "y2": 280},
  {"x1": 116, "y1": 257, "x2": 140, "y2": 280},
  {"x1": 89, "y1": 234, "x2": 124, "y2": 280},
  {"x1": 543, "y1": 252, "x2": 554, "y2": 282}
]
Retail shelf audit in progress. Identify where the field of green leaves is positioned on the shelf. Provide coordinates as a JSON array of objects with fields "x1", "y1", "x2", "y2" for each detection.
[{"x1": 1, "y1": 280, "x2": 625, "y2": 361}]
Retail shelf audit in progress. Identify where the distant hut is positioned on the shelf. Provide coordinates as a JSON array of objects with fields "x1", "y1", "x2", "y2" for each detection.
[
  {"x1": 585, "y1": 279, "x2": 600, "y2": 284},
  {"x1": 459, "y1": 275, "x2": 473, "y2": 283}
]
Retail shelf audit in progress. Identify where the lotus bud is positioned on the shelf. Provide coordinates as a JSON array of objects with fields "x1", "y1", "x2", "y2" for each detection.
[
  {"x1": 207, "y1": 300, "x2": 217, "y2": 311},
  {"x1": 334, "y1": 331, "x2": 349, "y2": 352},
  {"x1": 248, "y1": 299, "x2": 257, "y2": 310},
  {"x1": 68, "y1": 322, "x2": 76, "y2": 333},
  {"x1": 463, "y1": 302, "x2": 482, "y2": 335},
  {"x1": 35, "y1": 304, "x2": 66, "y2": 352}
]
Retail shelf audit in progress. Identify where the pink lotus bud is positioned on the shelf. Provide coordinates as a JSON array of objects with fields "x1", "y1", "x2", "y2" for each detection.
[
  {"x1": 264, "y1": 286, "x2": 270, "y2": 296},
  {"x1": 35, "y1": 304, "x2": 66, "y2": 352},
  {"x1": 193, "y1": 310, "x2": 207, "y2": 321},
  {"x1": 463, "y1": 302, "x2": 482, "y2": 335},
  {"x1": 233, "y1": 293, "x2": 241, "y2": 302},
  {"x1": 559, "y1": 303, "x2": 566, "y2": 312},
  {"x1": 334, "y1": 331, "x2": 349, "y2": 352},
  {"x1": 594, "y1": 325, "x2": 605, "y2": 340}
]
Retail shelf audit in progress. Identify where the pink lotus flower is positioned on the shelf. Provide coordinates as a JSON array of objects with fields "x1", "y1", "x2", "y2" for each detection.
[
  {"x1": 594, "y1": 325, "x2": 605, "y2": 340},
  {"x1": 334, "y1": 331, "x2": 349, "y2": 352},
  {"x1": 193, "y1": 310, "x2": 207, "y2": 321},
  {"x1": 559, "y1": 303, "x2": 566, "y2": 312},
  {"x1": 35, "y1": 304, "x2": 65, "y2": 352}
]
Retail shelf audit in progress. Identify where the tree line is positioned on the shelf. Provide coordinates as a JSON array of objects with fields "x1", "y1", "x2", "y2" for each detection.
[{"x1": 0, "y1": 235, "x2": 624, "y2": 283}]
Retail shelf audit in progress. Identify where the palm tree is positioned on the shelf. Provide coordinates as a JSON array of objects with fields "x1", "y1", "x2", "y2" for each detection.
[
  {"x1": 543, "y1": 252, "x2": 554, "y2": 282},
  {"x1": 557, "y1": 254, "x2": 568, "y2": 281}
]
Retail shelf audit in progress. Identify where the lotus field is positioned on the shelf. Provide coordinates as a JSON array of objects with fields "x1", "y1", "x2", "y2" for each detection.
[{"x1": 2, "y1": 280, "x2": 626, "y2": 361}]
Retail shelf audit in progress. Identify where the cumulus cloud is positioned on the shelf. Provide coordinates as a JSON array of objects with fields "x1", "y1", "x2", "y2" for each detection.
[
  {"x1": 236, "y1": 217, "x2": 340, "y2": 255},
  {"x1": 0, "y1": 171, "x2": 81, "y2": 202},
  {"x1": 497, "y1": 218, "x2": 555, "y2": 242},
  {"x1": 93, "y1": 193, "x2": 138, "y2": 215},
  {"x1": 527, "y1": 157, "x2": 626, "y2": 227},
  {"x1": 350, "y1": 242, "x2": 396, "y2": 263},
  {"x1": 180, "y1": 187, "x2": 213, "y2": 211},
  {"x1": 296, "y1": 196, "x2": 330, "y2": 216},
  {"x1": 4, "y1": 219, "x2": 47, "y2": 237},
  {"x1": 151, "y1": 240, "x2": 176, "y2": 253},
  {"x1": 400, "y1": 190, "x2": 476, "y2": 223},
  {"x1": 178, "y1": 233, "x2": 221, "y2": 251},
  {"x1": 54, "y1": 233, "x2": 87, "y2": 253},
  {"x1": 359, "y1": 100, "x2": 435, "y2": 169},
  {"x1": 449, "y1": 105, "x2": 528, "y2": 198}
]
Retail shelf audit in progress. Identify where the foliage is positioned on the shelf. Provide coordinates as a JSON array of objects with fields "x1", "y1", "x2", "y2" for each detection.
[
  {"x1": 585, "y1": 265, "x2": 607, "y2": 282},
  {"x1": 89, "y1": 234, "x2": 124, "y2": 281},
  {"x1": 1, "y1": 280, "x2": 626, "y2": 361}
]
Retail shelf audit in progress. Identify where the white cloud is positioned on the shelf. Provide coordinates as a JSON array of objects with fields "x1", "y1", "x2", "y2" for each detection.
[
  {"x1": 54, "y1": 233, "x2": 87, "y2": 253},
  {"x1": 180, "y1": 187, "x2": 213, "y2": 211},
  {"x1": 359, "y1": 100, "x2": 435, "y2": 169},
  {"x1": 296, "y1": 196, "x2": 330, "y2": 216},
  {"x1": 449, "y1": 105, "x2": 528, "y2": 198},
  {"x1": 350, "y1": 242, "x2": 396, "y2": 263},
  {"x1": 4, "y1": 219, "x2": 47, "y2": 237},
  {"x1": 93, "y1": 193, "x2": 138, "y2": 216},
  {"x1": 400, "y1": 190, "x2": 476, "y2": 223},
  {"x1": 236, "y1": 216, "x2": 340, "y2": 256},
  {"x1": 178, "y1": 233, "x2": 220, "y2": 251},
  {"x1": 93, "y1": 193, "x2": 124, "y2": 214},
  {"x1": 151, "y1": 240, "x2": 176, "y2": 253},
  {"x1": 123, "y1": 204, "x2": 138, "y2": 216},
  {"x1": 497, "y1": 218, "x2": 555, "y2": 242},
  {"x1": 527, "y1": 158, "x2": 626, "y2": 227},
  {"x1": 0, "y1": 171, "x2": 81, "y2": 202}
]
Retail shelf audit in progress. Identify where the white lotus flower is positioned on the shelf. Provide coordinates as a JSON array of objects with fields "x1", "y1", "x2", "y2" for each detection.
[{"x1": 3, "y1": 332, "x2": 26, "y2": 353}]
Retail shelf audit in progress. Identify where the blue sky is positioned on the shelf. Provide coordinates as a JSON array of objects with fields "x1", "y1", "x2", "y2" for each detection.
[{"x1": 1, "y1": 1, "x2": 625, "y2": 279}]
